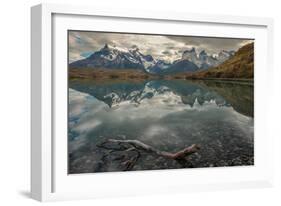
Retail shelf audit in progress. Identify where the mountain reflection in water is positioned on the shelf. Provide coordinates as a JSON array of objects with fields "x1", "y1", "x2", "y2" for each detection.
[{"x1": 68, "y1": 80, "x2": 254, "y2": 174}]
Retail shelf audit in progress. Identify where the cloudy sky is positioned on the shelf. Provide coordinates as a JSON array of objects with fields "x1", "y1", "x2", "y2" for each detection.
[{"x1": 69, "y1": 31, "x2": 253, "y2": 63}]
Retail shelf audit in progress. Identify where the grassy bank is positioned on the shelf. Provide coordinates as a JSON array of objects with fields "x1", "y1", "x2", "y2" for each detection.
[
  {"x1": 69, "y1": 68, "x2": 253, "y2": 85},
  {"x1": 69, "y1": 68, "x2": 160, "y2": 81}
]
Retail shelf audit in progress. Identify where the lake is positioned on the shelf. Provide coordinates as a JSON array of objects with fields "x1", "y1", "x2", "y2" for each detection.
[{"x1": 68, "y1": 79, "x2": 254, "y2": 174}]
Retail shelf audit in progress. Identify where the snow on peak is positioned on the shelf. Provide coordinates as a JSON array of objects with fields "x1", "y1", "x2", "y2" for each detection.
[{"x1": 102, "y1": 44, "x2": 130, "y2": 53}]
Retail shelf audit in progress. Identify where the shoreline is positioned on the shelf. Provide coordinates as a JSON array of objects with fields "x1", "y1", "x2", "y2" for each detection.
[
  {"x1": 69, "y1": 68, "x2": 253, "y2": 84},
  {"x1": 185, "y1": 77, "x2": 254, "y2": 85}
]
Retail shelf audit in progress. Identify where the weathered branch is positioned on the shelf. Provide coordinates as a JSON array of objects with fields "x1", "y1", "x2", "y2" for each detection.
[{"x1": 101, "y1": 139, "x2": 200, "y2": 160}]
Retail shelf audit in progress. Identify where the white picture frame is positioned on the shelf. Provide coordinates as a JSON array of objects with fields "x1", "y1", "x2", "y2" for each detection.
[{"x1": 31, "y1": 3, "x2": 274, "y2": 202}]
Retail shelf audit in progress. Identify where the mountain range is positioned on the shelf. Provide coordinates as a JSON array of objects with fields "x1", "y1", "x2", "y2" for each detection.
[
  {"x1": 69, "y1": 44, "x2": 235, "y2": 75},
  {"x1": 186, "y1": 43, "x2": 254, "y2": 79}
]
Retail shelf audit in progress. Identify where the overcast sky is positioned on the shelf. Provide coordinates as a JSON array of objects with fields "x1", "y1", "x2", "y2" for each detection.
[{"x1": 69, "y1": 31, "x2": 253, "y2": 63}]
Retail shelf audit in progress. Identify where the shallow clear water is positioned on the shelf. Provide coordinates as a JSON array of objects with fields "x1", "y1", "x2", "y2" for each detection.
[{"x1": 68, "y1": 79, "x2": 254, "y2": 174}]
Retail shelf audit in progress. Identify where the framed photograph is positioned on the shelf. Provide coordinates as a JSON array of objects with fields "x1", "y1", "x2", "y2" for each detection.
[{"x1": 31, "y1": 3, "x2": 274, "y2": 201}]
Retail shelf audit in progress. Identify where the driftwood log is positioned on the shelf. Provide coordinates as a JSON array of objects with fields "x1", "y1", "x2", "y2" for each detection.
[{"x1": 99, "y1": 139, "x2": 200, "y2": 160}]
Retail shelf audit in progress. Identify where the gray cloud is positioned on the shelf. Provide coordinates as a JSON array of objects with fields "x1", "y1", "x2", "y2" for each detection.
[
  {"x1": 162, "y1": 50, "x2": 172, "y2": 55},
  {"x1": 167, "y1": 36, "x2": 252, "y2": 54},
  {"x1": 69, "y1": 31, "x2": 253, "y2": 63}
]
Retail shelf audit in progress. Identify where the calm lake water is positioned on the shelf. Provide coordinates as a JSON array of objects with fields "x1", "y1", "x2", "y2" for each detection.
[{"x1": 68, "y1": 79, "x2": 254, "y2": 174}]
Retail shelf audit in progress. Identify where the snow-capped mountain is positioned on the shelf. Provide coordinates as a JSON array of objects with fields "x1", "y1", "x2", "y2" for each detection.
[
  {"x1": 147, "y1": 60, "x2": 171, "y2": 74},
  {"x1": 198, "y1": 50, "x2": 220, "y2": 69},
  {"x1": 147, "y1": 48, "x2": 235, "y2": 74},
  {"x1": 147, "y1": 59, "x2": 200, "y2": 75},
  {"x1": 182, "y1": 48, "x2": 199, "y2": 65},
  {"x1": 69, "y1": 44, "x2": 156, "y2": 71},
  {"x1": 129, "y1": 48, "x2": 156, "y2": 72},
  {"x1": 163, "y1": 59, "x2": 199, "y2": 74},
  {"x1": 217, "y1": 50, "x2": 235, "y2": 63},
  {"x1": 181, "y1": 47, "x2": 234, "y2": 69},
  {"x1": 70, "y1": 44, "x2": 235, "y2": 74}
]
